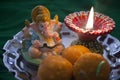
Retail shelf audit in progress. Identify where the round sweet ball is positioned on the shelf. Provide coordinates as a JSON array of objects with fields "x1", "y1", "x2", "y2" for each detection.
[
  {"x1": 37, "y1": 55, "x2": 73, "y2": 80},
  {"x1": 73, "y1": 53, "x2": 110, "y2": 80},
  {"x1": 62, "y1": 45, "x2": 91, "y2": 65}
]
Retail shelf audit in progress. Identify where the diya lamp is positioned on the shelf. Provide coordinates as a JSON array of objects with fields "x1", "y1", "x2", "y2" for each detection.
[{"x1": 64, "y1": 7, "x2": 115, "y2": 53}]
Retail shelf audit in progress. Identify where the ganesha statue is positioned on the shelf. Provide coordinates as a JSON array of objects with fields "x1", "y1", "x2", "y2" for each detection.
[{"x1": 22, "y1": 5, "x2": 64, "y2": 59}]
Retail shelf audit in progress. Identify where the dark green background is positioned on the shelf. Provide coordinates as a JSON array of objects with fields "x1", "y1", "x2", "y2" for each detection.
[{"x1": 0, "y1": 0, "x2": 120, "y2": 80}]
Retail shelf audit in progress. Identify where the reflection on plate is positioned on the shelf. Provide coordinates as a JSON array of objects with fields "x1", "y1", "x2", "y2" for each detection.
[{"x1": 3, "y1": 25, "x2": 120, "y2": 80}]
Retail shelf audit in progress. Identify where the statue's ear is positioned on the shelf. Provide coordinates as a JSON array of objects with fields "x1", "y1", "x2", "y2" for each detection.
[
  {"x1": 54, "y1": 14, "x2": 59, "y2": 24},
  {"x1": 25, "y1": 19, "x2": 30, "y2": 27}
]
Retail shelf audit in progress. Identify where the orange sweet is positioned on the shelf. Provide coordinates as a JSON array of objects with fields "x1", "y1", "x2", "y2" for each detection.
[
  {"x1": 73, "y1": 53, "x2": 110, "y2": 80},
  {"x1": 37, "y1": 55, "x2": 73, "y2": 80},
  {"x1": 62, "y1": 45, "x2": 91, "y2": 65}
]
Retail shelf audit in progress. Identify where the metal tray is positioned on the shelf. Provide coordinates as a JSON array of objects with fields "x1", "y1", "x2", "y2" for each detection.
[{"x1": 3, "y1": 25, "x2": 120, "y2": 80}]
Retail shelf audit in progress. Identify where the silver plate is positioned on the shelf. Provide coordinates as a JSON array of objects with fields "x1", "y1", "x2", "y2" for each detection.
[{"x1": 3, "y1": 25, "x2": 120, "y2": 80}]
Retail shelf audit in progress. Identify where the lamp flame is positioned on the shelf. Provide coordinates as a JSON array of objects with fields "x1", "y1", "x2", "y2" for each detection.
[{"x1": 85, "y1": 6, "x2": 94, "y2": 30}]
